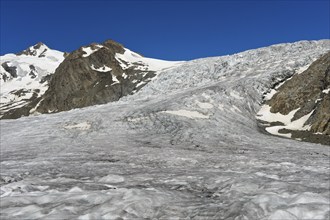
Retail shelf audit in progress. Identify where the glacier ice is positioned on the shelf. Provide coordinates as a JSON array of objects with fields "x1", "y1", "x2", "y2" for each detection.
[{"x1": 1, "y1": 40, "x2": 330, "y2": 219}]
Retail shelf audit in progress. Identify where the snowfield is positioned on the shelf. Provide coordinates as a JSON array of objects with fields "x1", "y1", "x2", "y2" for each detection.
[{"x1": 1, "y1": 40, "x2": 330, "y2": 219}]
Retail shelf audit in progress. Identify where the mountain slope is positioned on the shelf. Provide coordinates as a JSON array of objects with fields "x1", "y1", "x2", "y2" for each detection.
[
  {"x1": 1, "y1": 40, "x2": 329, "y2": 219},
  {"x1": 257, "y1": 51, "x2": 330, "y2": 143},
  {"x1": 1, "y1": 40, "x2": 181, "y2": 118},
  {"x1": 34, "y1": 40, "x2": 181, "y2": 114},
  {"x1": 0, "y1": 43, "x2": 64, "y2": 118}
]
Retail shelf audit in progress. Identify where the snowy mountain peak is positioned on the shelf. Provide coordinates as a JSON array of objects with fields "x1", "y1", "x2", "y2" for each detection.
[
  {"x1": 16, "y1": 42, "x2": 49, "y2": 57},
  {"x1": 0, "y1": 44, "x2": 64, "y2": 118}
]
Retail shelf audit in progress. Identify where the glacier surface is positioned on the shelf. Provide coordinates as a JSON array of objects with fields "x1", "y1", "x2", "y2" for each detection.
[{"x1": 1, "y1": 40, "x2": 330, "y2": 219}]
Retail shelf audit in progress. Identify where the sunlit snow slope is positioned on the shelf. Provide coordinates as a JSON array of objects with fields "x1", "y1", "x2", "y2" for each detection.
[
  {"x1": 0, "y1": 43, "x2": 64, "y2": 117},
  {"x1": 1, "y1": 40, "x2": 329, "y2": 219}
]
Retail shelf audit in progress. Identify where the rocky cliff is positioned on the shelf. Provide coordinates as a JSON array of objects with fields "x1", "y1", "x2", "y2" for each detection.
[
  {"x1": 268, "y1": 51, "x2": 329, "y2": 134},
  {"x1": 257, "y1": 51, "x2": 330, "y2": 144}
]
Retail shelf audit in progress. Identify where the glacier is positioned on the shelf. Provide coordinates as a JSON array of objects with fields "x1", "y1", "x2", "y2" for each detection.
[{"x1": 0, "y1": 40, "x2": 330, "y2": 219}]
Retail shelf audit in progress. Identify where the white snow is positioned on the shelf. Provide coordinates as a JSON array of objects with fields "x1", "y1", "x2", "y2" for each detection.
[
  {"x1": 322, "y1": 88, "x2": 330, "y2": 94},
  {"x1": 256, "y1": 105, "x2": 299, "y2": 125},
  {"x1": 90, "y1": 64, "x2": 112, "y2": 72},
  {"x1": 256, "y1": 104, "x2": 314, "y2": 138},
  {"x1": 136, "y1": 81, "x2": 146, "y2": 88},
  {"x1": 111, "y1": 74, "x2": 120, "y2": 85},
  {"x1": 296, "y1": 64, "x2": 310, "y2": 74},
  {"x1": 0, "y1": 44, "x2": 64, "y2": 117},
  {"x1": 82, "y1": 45, "x2": 103, "y2": 57},
  {"x1": 266, "y1": 126, "x2": 292, "y2": 138},
  {"x1": 162, "y1": 109, "x2": 209, "y2": 119},
  {"x1": 115, "y1": 48, "x2": 182, "y2": 72},
  {"x1": 264, "y1": 89, "x2": 277, "y2": 101}
]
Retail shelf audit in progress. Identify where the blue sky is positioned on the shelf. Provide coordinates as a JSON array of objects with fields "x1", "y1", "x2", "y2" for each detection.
[{"x1": 1, "y1": 0, "x2": 329, "y2": 60}]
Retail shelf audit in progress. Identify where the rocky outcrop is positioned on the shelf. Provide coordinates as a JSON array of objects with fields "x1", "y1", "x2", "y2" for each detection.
[
  {"x1": 34, "y1": 40, "x2": 157, "y2": 114},
  {"x1": 265, "y1": 51, "x2": 330, "y2": 136}
]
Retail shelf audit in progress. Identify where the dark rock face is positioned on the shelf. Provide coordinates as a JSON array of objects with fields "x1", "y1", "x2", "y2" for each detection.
[
  {"x1": 1, "y1": 62, "x2": 17, "y2": 79},
  {"x1": 29, "y1": 65, "x2": 37, "y2": 78},
  {"x1": 34, "y1": 40, "x2": 156, "y2": 114},
  {"x1": 267, "y1": 52, "x2": 330, "y2": 135}
]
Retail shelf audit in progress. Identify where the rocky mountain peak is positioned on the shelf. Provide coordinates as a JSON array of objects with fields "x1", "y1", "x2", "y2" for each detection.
[
  {"x1": 1, "y1": 39, "x2": 179, "y2": 119},
  {"x1": 16, "y1": 42, "x2": 49, "y2": 57},
  {"x1": 25, "y1": 39, "x2": 178, "y2": 115},
  {"x1": 102, "y1": 39, "x2": 125, "y2": 54}
]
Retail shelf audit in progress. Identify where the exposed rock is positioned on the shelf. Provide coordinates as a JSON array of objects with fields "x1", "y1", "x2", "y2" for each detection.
[
  {"x1": 16, "y1": 42, "x2": 47, "y2": 56},
  {"x1": 1, "y1": 62, "x2": 17, "y2": 78},
  {"x1": 29, "y1": 65, "x2": 37, "y2": 78},
  {"x1": 35, "y1": 39, "x2": 157, "y2": 114},
  {"x1": 266, "y1": 51, "x2": 330, "y2": 135}
]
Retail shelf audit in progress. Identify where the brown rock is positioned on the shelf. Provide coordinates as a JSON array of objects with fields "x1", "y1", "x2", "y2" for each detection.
[{"x1": 267, "y1": 51, "x2": 330, "y2": 135}]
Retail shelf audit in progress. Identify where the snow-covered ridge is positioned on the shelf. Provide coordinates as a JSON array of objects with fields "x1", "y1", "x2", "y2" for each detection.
[
  {"x1": 0, "y1": 43, "x2": 64, "y2": 117},
  {"x1": 115, "y1": 48, "x2": 183, "y2": 72}
]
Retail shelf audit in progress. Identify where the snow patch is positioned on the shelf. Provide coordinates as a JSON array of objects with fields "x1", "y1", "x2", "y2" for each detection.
[
  {"x1": 91, "y1": 64, "x2": 112, "y2": 72},
  {"x1": 296, "y1": 64, "x2": 310, "y2": 74},
  {"x1": 115, "y1": 48, "x2": 182, "y2": 72},
  {"x1": 136, "y1": 81, "x2": 146, "y2": 88},
  {"x1": 64, "y1": 122, "x2": 91, "y2": 130},
  {"x1": 196, "y1": 101, "x2": 213, "y2": 109},
  {"x1": 111, "y1": 74, "x2": 120, "y2": 85},
  {"x1": 264, "y1": 89, "x2": 277, "y2": 101},
  {"x1": 256, "y1": 105, "x2": 299, "y2": 125},
  {"x1": 322, "y1": 88, "x2": 330, "y2": 94},
  {"x1": 162, "y1": 110, "x2": 209, "y2": 119},
  {"x1": 257, "y1": 105, "x2": 314, "y2": 138},
  {"x1": 82, "y1": 45, "x2": 103, "y2": 57},
  {"x1": 122, "y1": 72, "x2": 128, "y2": 79}
]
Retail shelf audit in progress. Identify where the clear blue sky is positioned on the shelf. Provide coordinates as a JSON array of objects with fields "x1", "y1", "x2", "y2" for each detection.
[{"x1": 1, "y1": 0, "x2": 329, "y2": 60}]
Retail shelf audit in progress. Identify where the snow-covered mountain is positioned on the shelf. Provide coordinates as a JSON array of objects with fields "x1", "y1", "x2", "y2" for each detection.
[
  {"x1": 1, "y1": 40, "x2": 182, "y2": 118},
  {"x1": 0, "y1": 43, "x2": 64, "y2": 118},
  {"x1": 0, "y1": 40, "x2": 329, "y2": 219}
]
